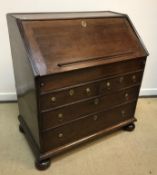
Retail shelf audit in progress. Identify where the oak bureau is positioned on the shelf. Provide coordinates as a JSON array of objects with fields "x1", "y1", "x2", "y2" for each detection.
[{"x1": 7, "y1": 11, "x2": 149, "y2": 170}]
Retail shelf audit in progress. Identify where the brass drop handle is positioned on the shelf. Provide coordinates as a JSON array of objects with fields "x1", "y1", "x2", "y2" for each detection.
[
  {"x1": 58, "y1": 133, "x2": 63, "y2": 138},
  {"x1": 125, "y1": 93, "x2": 129, "y2": 100},
  {"x1": 58, "y1": 113, "x2": 63, "y2": 121},
  {"x1": 86, "y1": 87, "x2": 91, "y2": 95},
  {"x1": 51, "y1": 96, "x2": 56, "y2": 102},
  {"x1": 106, "y1": 81, "x2": 111, "y2": 89},
  {"x1": 93, "y1": 115, "x2": 98, "y2": 121},
  {"x1": 132, "y1": 75, "x2": 136, "y2": 82},
  {"x1": 69, "y1": 89, "x2": 74, "y2": 96},
  {"x1": 94, "y1": 98, "x2": 99, "y2": 105}
]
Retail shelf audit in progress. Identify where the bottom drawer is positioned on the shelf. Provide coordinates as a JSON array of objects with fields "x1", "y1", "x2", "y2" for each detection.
[{"x1": 42, "y1": 101, "x2": 137, "y2": 152}]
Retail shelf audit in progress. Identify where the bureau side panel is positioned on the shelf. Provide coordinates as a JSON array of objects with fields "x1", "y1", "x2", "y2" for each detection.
[{"x1": 7, "y1": 15, "x2": 40, "y2": 148}]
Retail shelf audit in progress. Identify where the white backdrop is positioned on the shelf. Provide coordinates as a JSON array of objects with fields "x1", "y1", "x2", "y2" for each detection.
[{"x1": 0, "y1": 0, "x2": 157, "y2": 100}]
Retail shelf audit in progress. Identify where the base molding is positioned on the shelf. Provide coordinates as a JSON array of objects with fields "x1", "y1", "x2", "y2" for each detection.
[
  {"x1": 40, "y1": 118, "x2": 136, "y2": 160},
  {"x1": 18, "y1": 115, "x2": 40, "y2": 158},
  {"x1": 18, "y1": 115, "x2": 136, "y2": 162}
]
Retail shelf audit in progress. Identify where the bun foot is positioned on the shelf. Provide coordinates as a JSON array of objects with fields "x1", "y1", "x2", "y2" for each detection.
[
  {"x1": 19, "y1": 124, "x2": 24, "y2": 134},
  {"x1": 35, "y1": 159, "x2": 51, "y2": 170},
  {"x1": 123, "y1": 123, "x2": 135, "y2": 132}
]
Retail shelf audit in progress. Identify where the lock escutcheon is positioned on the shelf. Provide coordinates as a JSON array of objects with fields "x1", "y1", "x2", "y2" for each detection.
[
  {"x1": 81, "y1": 20, "x2": 87, "y2": 28},
  {"x1": 69, "y1": 89, "x2": 74, "y2": 96}
]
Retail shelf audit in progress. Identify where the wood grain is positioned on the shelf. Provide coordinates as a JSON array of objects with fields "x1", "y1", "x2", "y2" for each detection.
[{"x1": 7, "y1": 11, "x2": 148, "y2": 170}]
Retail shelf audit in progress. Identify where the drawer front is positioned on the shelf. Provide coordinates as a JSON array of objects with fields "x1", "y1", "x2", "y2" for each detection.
[
  {"x1": 40, "y1": 71, "x2": 143, "y2": 110},
  {"x1": 42, "y1": 102, "x2": 136, "y2": 152},
  {"x1": 41, "y1": 86, "x2": 139, "y2": 130},
  {"x1": 39, "y1": 58, "x2": 145, "y2": 93}
]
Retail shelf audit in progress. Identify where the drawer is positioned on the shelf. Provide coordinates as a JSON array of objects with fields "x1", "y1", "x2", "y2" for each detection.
[
  {"x1": 39, "y1": 57, "x2": 145, "y2": 92},
  {"x1": 42, "y1": 102, "x2": 136, "y2": 152},
  {"x1": 40, "y1": 71, "x2": 143, "y2": 110},
  {"x1": 41, "y1": 86, "x2": 139, "y2": 130}
]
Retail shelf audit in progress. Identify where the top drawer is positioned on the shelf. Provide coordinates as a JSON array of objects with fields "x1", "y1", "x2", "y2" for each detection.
[
  {"x1": 38, "y1": 58, "x2": 145, "y2": 93},
  {"x1": 40, "y1": 70, "x2": 143, "y2": 110}
]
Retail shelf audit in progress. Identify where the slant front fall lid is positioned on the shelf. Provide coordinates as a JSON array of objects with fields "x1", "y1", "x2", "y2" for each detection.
[{"x1": 14, "y1": 12, "x2": 148, "y2": 76}]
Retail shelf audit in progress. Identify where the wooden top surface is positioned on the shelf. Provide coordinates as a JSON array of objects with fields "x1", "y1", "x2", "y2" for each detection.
[
  {"x1": 8, "y1": 11, "x2": 123, "y2": 20},
  {"x1": 11, "y1": 12, "x2": 148, "y2": 76}
]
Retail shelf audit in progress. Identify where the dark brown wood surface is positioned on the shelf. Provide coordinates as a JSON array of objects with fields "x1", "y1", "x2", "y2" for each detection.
[
  {"x1": 41, "y1": 86, "x2": 139, "y2": 130},
  {"x1": 39, "y1": 58, "x2": 145, "y2": 92},
  {"x1": 40, "y1": 70, "x2": 143, "y2": 110},
  {"x1": 7, "y1": 12, "x2": 148, "y2": 170},
  {"x1": 7, "y1": 11, "x2": 123, "y2": 20},
  {"x1": 42, "y1": 101, "x2": 136, "y2": 152},
  {"x1": 21, "y1": 17, "x2": 147, "y2": 75},
  {"x1": 7, "y1": 15, "x2": 40, "y2": 148}
]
